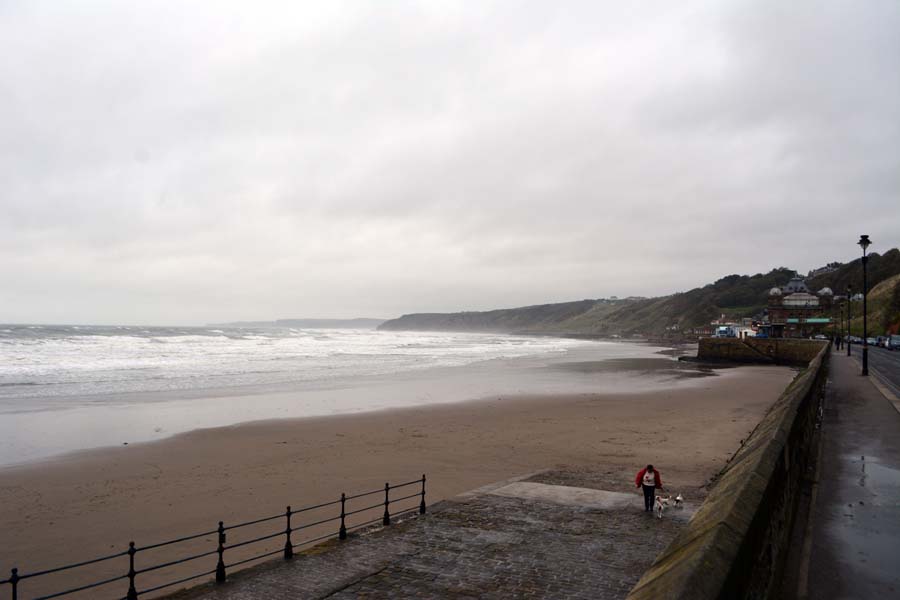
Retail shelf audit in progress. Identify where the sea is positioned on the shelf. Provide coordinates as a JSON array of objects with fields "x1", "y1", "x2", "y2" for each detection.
[
  {"x1": 0, "y1": 324, "x2": 594, "y2": 400},
  {"x1": 0, "y1": 324, "x2": 699, "y2": 467}
]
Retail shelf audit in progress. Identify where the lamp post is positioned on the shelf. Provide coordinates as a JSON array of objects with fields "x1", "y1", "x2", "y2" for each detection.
[
  {"x1": 846, "y1": 284, "x2": 852, "y2": 357},
  {"x1": 859, "y1": 235, "x2": 872, "y2": 376},
  {"x1": 833, "y1": 297, "x2": 838, "y2": 348},
  {"x1": 838, "y1": 299, "x2": 844, "y2": 350}
]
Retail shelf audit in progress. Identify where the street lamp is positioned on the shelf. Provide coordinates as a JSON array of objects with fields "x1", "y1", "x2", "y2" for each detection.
[
  {"x1": 833, "y1": 297, "x2": 839, "y2": 348},
  {"x1": 858, "y1": 235, "x2": 872, "y2": 376},
  {"x1": 838, "y1": 299, "x2": 843, "y2": 350},
  {"x1": 846, "y1": 284, "x2": 852, "y2": 357}
]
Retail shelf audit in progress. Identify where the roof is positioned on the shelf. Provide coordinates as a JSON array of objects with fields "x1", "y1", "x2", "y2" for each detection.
[{"x1": 784, "y1": 276, "x2": 810, "y2": 294}]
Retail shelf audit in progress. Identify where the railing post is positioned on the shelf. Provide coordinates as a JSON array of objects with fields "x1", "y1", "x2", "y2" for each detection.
[
  {"x1": 9, "y1": 568, "x2": 18, "y2": 600},
  {"x1": 126, "y1": 542, "x2": 138, "y2": 600},
  {"x1": 284, "y1": 506, "x2": 293, "y2": 559},
  {"x1": 215, "y1": 521, "x2": 227, "y2": 583},
  {"x1": 339, "y1": 493, "x2": 347, "y2": 540},
  {"x1": 383, "y1": 482, "x2": 391, "y2": 526},
  {"x1": 420, "y1": 474, "x2": 427, "y2": 515}
]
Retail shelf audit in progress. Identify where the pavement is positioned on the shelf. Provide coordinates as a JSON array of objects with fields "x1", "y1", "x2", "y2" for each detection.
[
  {"x1": 167, "y1": 470, "x2": 698, "y2": 600},
  {"x1": 801, "y1": 349, "x2": 900, "y2": 599}
]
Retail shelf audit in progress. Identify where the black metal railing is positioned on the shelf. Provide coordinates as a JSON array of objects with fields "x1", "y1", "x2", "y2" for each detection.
[{"x1": 1, "y1": 475, "x2": 427, "y2": 600}]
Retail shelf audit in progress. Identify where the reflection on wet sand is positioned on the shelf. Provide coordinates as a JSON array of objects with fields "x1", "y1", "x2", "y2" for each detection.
[{"x1": 550, "y1": 357, "x2": 732, "y2": 380}]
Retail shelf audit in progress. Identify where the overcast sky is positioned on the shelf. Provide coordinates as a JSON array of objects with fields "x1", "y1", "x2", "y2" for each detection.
[{"x1": 2, "y1": 1, "x2": 899, "y2": 325}]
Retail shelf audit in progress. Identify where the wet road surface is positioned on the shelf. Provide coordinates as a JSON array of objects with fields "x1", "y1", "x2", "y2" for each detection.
[
  {"x1": 854, "y1": 343, "x2": 900, "y2": 400},
  {"x1": 806, "y1": 351, "x2": 900, "y2": 599}
]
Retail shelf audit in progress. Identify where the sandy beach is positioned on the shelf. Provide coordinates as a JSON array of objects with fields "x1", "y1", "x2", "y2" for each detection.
[{"x1": 0, "y1": 362, "x2": 794, "y2": 596}]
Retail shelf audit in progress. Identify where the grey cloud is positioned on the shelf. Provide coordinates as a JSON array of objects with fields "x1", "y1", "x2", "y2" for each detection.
[{"x1": 1, "y1": 0, "x2": 898, "y2": 324}]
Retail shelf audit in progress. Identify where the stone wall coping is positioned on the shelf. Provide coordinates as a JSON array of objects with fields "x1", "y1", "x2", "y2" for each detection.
[{"x1": 625, "y1": 344, "x2": 828, "y2": 600}]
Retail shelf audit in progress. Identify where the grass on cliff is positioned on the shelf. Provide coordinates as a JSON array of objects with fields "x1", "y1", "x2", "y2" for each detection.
[
  {"x1": 378, "y1": 248, "x2": 900, "y2": 337},
  {"x1": 845, "y1": 272, "x2": 900, "y2": 336}
]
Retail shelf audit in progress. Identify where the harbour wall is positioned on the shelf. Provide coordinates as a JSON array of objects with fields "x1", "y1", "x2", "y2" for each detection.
[
  {"x1": 626, "y1": 341, "x2": 828, "y2": 600},
  {"x1": 697, "y1": 337, "x2": 825, "y2": 366}
]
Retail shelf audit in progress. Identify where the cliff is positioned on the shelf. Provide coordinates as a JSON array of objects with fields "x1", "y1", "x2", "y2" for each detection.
[{"x1": 379, "y1": 248, "x2": 900, "y2": 337}]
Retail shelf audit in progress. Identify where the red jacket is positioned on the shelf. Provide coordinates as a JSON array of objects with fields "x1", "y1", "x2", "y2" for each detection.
[{"x1": 635, "y1": 468, "x2": 662, "y2": 488}]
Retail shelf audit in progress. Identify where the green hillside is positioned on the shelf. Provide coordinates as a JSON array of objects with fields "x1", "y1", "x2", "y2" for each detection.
[
  {"x1": 379, "y1": 249, "x2": 900, "y2": 337},
  {"x1": 845, "y1": 272, "x2": 900, "y2": 337},
  {"x1": 378, "y1": 299, "x2": 603, "y2": 332},
  {"x1": 807, "y1": 248, "x2": 900, "y2": 298}
]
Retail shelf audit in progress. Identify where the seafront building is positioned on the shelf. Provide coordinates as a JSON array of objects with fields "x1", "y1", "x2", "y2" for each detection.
[
  {"x1": 764, "y1": 275, "x2": 834, "y2": 338},
  {"x1": 690, "y1": 275, "x2": 837, "y2": 340}
]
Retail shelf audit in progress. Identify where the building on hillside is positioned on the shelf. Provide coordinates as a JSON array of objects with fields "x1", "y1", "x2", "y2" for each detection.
[
  {"x1": 764, "y1": 275, "x2": 834, "y2": 338},
  {"x1": 808, "y1": 264, "x2": 838, "y2": 278}
]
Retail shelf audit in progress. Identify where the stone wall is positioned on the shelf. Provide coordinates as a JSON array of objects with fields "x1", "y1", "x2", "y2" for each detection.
[
  {"x1": 698, "y1": 338, "x2": 826, "y2": 366},
  {"x1": 626, "y1": 343, "x2": 829, "y2": 600}
]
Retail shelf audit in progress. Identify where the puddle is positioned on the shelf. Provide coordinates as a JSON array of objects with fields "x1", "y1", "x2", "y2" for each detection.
[
  {"x1": 828, "y1": 454, "x2": 900, "y2": 585},
  {"x1": 844, "y1": 455, "x2": 900, "y2": 496},
  {"x1": 551, "y1": 358, "x2": 729, "y2": 380}
]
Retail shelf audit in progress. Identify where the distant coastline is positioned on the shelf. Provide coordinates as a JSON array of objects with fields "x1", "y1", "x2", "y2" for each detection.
[
  {"x1": 209, "y1": 317, "x2": 386, "y2": 329},
  {"x1": 378, "y1": 248, "x2": 900, "y2": 338}
]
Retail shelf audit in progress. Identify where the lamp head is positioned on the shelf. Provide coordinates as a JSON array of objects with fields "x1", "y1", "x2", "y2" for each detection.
[{"x1": 858, "y1": 234, "x2": 871, "y2": 252}]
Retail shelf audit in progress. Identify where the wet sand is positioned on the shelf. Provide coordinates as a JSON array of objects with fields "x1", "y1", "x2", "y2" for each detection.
[
  {"x1": 0, "y1": 342, "x2": 710, "y2": 467},
  {"x1": 0, "y1": 362, "x2": 794, "y2": 595}
]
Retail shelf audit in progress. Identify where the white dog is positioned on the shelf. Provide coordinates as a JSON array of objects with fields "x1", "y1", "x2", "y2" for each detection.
[
  {"x1": 655, "y1": 495, "x2": 670, "y2": 519},
  {"x1": 674, "y1": 493, "x2": 684, "y2": 508}
]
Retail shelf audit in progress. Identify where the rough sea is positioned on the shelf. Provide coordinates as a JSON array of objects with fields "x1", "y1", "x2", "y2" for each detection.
[
  {"x1": 3, "y1": 324, "x2": 640, "y2": 465},
  {"x1": 0, "y1": 324, "x2": 589, "y2": 401}
]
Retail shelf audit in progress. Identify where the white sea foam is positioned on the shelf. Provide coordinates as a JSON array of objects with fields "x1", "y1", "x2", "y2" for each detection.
[
  {"x1": 0, "y1": 325, "x2": 687, "y2": 466},
  {"x1": 0, "y1": 325, "x2": 591, "y2": 403}
]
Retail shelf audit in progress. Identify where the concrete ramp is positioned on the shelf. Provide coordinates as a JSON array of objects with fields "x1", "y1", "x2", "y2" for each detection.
[
  {"x1": 489, "y1": 481, "x2": 640, "y2": 509},
  {"x1": 168, "y1": 471, "x2": 693, "y2": 599}
]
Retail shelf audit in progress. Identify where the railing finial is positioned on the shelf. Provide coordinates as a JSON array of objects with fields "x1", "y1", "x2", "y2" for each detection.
[
  {"x1": 10, "y1": 567, "x2": 19, "y2": 600},
  {"x1": 420, "y1": 474, "x2": 427, "y2": 515},
  {"x1": 383, "y1": 482, "x2": 391, "y2": 526},
  {"x1": 215, "y1": 521, "x2": 227, "y2": 583},
  {"x1": 126, "y1": 542, "x2": 138, "y2": 600},
  {"x1": 284, "y1": 506, "x2": 294, "y2": 560},
  {"x1": 339, "y1": 493, "x2": 347, "y2": 540}
]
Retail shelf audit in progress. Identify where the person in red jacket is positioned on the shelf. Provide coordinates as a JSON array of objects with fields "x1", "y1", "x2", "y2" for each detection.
[{"x1": 635, "y1": 464, "x2": 663, "y2": 512}]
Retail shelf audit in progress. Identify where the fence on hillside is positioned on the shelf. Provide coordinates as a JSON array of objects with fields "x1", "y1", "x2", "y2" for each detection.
[{"x1": 1, "y1": 475, "x2": 427, "y2": 600}]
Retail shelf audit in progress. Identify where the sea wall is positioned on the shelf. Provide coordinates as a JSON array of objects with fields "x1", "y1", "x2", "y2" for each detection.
[
  {"x1": 697, "y1": 337, "x2": 825, "y2": 366},
  {"x1": 626, "y1": 342, "x2": 829, "y2": 600}
]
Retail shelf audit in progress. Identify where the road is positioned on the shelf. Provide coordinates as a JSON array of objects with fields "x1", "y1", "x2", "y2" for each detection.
[{"x1": 848, "y1": 343, "x2": 900, "y2": 401}]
